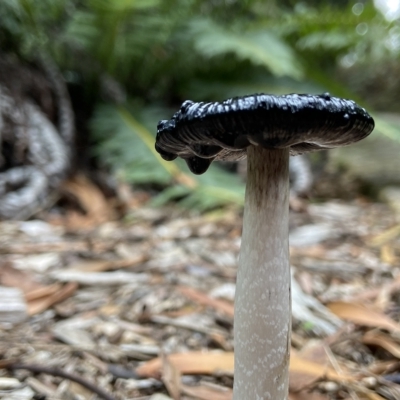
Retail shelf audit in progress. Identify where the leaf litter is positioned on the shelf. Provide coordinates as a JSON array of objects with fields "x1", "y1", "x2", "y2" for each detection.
[{"x1": 1, "y1": 182, "x2": 400, "y2": 399}]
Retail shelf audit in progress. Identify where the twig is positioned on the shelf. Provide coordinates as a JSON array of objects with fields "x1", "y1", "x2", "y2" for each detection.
[
  {"x1": 324, "y1": 345, "x2": 360, "y2": 400},
  {"x1": 0, "y1": 239, "x2": 116, "y2": 254},
  {"x1": 6, "y1": 362, "x2": 116, "y2": 400}
]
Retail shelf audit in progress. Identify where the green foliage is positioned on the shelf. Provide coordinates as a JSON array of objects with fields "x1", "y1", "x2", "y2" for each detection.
[
  {"x1": 91, "y1": 103, "x2": 245, "y2": 210},
  {"x1": 91, "y1": 104, "x2": 172, "y2": 186},
  {"x1": 373, "y1": 114, "x2": 400, "y2": 142},
  {"x1": 188, "y1": 18, "x2": 303, "y2": 79},
  {"x1": 65, "y1": 0, "x2": 166, "y2": 78},
  {"x1": 1, "y1": 0, "x2": 400, "y2": 209},
  {"x1": 0, "y1": 0, "x2": 70, "y2": 57}
]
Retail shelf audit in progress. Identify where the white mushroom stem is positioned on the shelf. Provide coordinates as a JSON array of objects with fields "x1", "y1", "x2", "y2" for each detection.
[{"x1": 233, "y1": 146, "x2": 291, "y2": 400}]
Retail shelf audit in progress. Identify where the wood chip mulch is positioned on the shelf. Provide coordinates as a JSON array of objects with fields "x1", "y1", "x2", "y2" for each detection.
[{"x1": 1, "y1": 186, "x2": 400, "y2": 400}]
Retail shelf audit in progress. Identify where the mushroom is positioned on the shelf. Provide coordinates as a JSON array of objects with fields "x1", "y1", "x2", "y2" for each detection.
[{"x1": 155, "y1": 93, "x2": 374, "y2": 400}]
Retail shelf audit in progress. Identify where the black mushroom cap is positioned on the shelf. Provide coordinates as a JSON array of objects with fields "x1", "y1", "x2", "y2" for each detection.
[{"x1": 155, "y1": 93, "x2": 375, "y2": 175}]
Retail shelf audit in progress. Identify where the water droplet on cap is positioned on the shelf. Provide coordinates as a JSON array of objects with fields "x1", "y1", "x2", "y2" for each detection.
[
  {"x1": 180, "y1": 100, "x2": 194, "y2": 112},
  {"x1": 322, "y1": 92, "x2": 331, "y2": 100},
  {"x1": 186, "y1": 157, "x2": 212, "y2": 175},
  {"x1": 157, "y1": 119, "x2": 175, "y2": 132}
]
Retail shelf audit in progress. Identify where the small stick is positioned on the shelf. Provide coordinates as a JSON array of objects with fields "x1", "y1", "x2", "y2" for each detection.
[{"x1": 6, "y1": 362, "x2": 116, "y2": 400}]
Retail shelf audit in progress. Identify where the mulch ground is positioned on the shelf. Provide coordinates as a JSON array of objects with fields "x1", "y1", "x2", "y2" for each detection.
[{"x1": 1, "y1": 179, "x2": 400, "y2": 400}]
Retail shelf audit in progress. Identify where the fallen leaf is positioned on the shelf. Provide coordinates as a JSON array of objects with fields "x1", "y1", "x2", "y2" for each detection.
[
  {"x1": 0, "y1": 264, "x2": 43, "y2": 294},
  {"x1": 348, "y1": 275, "x2": 400, "y2": 304},
  {"x1": 177, "y1": 287, "x2": 234, "y2": 318},
  {"x1": 289, "y1": 393, "x2": 330, "y2": 400},
  {"x1": 289, "y1": 344, "x2": 330, "y2": 391},
  {"x1": 162, "y1": 353, "x2": 181, "y2": 400},
  {"x1": 68, "y1": 381, "x2": 93, "y2": 399},
  {"x1": 25, "y1": 283, "x2": 62, "y2": 302},
  {"x1": 61, "y1": 174, "x2": 115, "y2": 227},
  {"x1": 363, "y1": 391, "x2": 387, "y2": 400},
  {"x1": 327, "y1": 302, "x2": 400, "y2": 333},
  {"x1": 98, "y1": 304, "x2": 122, "y2": 316},
  {"x1": 68, "y1": 255, "x2": 147, "y2": 272},
  {"x1": 136, "y1": 350, "x2": 357, "y2": 389},
  {"x1": 368, "y1": 360, "x2": 400, "y2": 375},
  {"x1": 290, "y1": 353, "x2": 355, "y2": 383},
  {"x1": 27, "y1": 282, "x2": 78, "y2": 315},
  {"x1": 0, "y1": 264, "x2": 76, "y2": 315},
  {"x1": 363, "y1": 331, "x2": 400, "y2": 359},
  {"x1": 381, "y1": 244, "x2": 398, "y2": 265},
  {"x1": 181, "y1": 384, "x2": 233, "y2": 400},
  {"x1": 368, "y1": 224, "x2": 400, "y2": 247},
  {"x1": 136, "y1": 352, "x2": 234, "y2": 378}
]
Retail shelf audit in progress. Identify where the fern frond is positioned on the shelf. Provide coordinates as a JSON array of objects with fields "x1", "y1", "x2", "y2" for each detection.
[
  {"x1": 117, "y1": 107, "x2": 197, "y2": 188},
  {"x1": 91, "y1": 103, "x2": 245, "y2": 210},
  {"x1": 188, "y1": 18, "x2": 303, "y2": 79},
  {"x1": 374, "y1": 114, "x2": 400, "y2": 142},
  {"x1": 296, "y1": 31, "x2": 355, "y2": 51}
]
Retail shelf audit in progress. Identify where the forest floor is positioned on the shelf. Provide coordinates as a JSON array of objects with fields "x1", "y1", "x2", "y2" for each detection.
[{"x1": 1, "y1": 175, "x2": 400, "y2": 400}]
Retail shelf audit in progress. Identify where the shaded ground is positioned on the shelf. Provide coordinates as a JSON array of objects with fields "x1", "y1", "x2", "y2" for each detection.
[{"x1": 1, "y1": 177, "x2": 400, "y2": 400}]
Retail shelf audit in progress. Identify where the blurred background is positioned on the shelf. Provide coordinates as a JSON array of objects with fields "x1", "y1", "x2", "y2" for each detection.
[
  {"x1": 1, "y1": 0, "x2": 400, "y2": 217},
  {"x1": 2, "y1": 2, "x2": 400, "y2": 399}
]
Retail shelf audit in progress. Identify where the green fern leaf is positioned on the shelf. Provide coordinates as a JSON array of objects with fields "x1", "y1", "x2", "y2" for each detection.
[
  {"x1": 374, "y1": 114, "x2": 400, "y2": 142},
  {"x1": 189, "y1": 18, "x2": 303, "y2": 79},
  {"x1": 90, "y1": 103, "x2": 245, "y2": 210}
]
